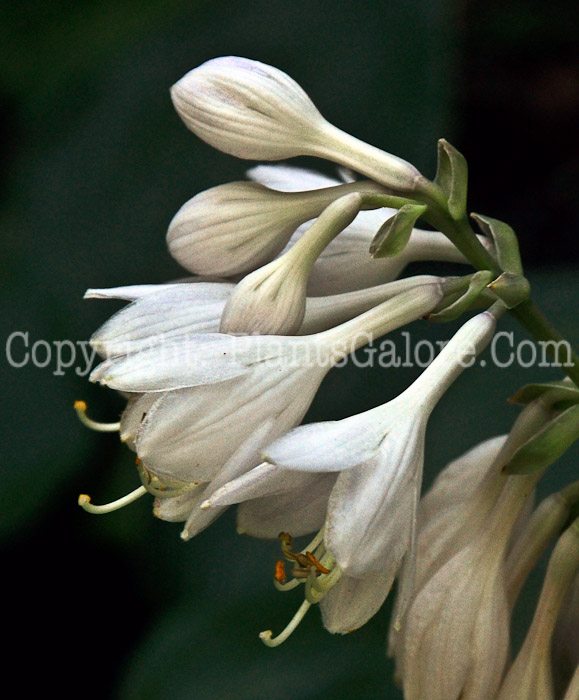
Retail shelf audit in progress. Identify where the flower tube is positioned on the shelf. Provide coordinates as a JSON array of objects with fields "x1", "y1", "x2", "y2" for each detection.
[{"x1": 171, "y1": 57, "x2": 429, "y2": 196}]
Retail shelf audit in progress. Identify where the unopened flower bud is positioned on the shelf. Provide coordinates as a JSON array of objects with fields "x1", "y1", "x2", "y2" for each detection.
[
  {"x1": 496, "y1": 518, "x2": 579, "y2": 700},
  {"x1": 220, "y1": 193, "x2": 362, "y2": 335},
  {"x1": 171, "y1": 57, "x2": 424, "y2": 194},
  {"x1": 167, "y1": 179, "x2": 383, "y2": 277}
]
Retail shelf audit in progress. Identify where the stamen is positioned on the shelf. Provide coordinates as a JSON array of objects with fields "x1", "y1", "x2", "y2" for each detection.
[
  {"x1": 136, "y1": 461, "x2": 199, "y2": 498},
  {"x1": 274, "y1": 560, "x2": 287, "y2": 585},
  {"x1": 273, "y1": 577, "x2": 301, "y2": 592},
  {"x1": 259, "y1": 598, "x2": 311, "y2": 648},
  {"x1": 78, "y1": 485, "x2": 147, "y2": 515},
  {"x1": 74, "y1": 400, "x2": 120, "y2": 432},
  {"x1": 305, "y1": 560, "x2": 342, "y2": 603},
  {"x1": 305, "y1": 551, "x2": 330, "y2": 574}
]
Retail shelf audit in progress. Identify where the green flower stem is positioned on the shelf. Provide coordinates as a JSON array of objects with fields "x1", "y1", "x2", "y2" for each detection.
[
  {"x1": 420, "y1": 198, "x2": 579, "y2": 386},
  {"x1": 359, "y1": 193, "x2": 416, "y2": 210},
  {"x1": 509, "y1": 300, "x2": 579, "y2": 385},
  {"x1": 362, "y1": 188, "x2": 579, "y2": 384}
]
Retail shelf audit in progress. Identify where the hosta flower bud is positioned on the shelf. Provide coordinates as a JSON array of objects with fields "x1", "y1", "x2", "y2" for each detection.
[
  {"x1": 167, "y1": 179, "x2": 383, "y2": 277},
  {"x1": 220, "y1": 193, "x2": 362, "y2": 335},
  {"x1": 400, "y1": 472, "x2": 539, "y2": 700},
  {"x1": 496, "y1": 519, "x2": 579, "y2": 700},
  {"x1": 171, "y1": 57, "x2": 424, "y2": 194}
]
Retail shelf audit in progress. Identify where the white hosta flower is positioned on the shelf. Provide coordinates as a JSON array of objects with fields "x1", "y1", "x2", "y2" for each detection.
[
  {"x1": 399, "y1": 470, "x2": 539, "y2": 700},
  {"x1": 388, "y1": 399, "x2": 552, "y2": 682},
  {"x1": 264, "y1": 310, "x2": 498, "y2": 579},
  {"x1": 202, "y1": 310, "x2": 498, "y2": 639},
  {"x1": 250, "y1": 166, "x2": 491, "y2": 295},
  {"x1": 496, "y1": 519, "x2": 579, "y2": 700},
  {"x1": 88, "y1": 285, "x2": 443, "y2": 523},
  {"x1": 167, "y1": 178, "x2": 384, "y2": 277},
  {"x1": 171, "y1": 57, "x2": 427, "y2": 195},
  {"x1": 86, "y1": 276, "x2": 442, "y2": 361},
  {"x1": 409, "y1": 398, "x2": 551, "y2": 594},
  {"x1": 220, "y1": 193, "x2": 362, "y2": 335}
]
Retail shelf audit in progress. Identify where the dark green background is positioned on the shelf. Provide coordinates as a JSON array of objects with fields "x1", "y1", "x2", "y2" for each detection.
[{"x1": 1, "y1": 1, "x2": 577, "y2": 698}]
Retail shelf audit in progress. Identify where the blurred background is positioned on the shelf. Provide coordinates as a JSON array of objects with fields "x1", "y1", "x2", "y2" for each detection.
[{"x1": 1, "y1": 1, "x2": 577, "y2": 698}]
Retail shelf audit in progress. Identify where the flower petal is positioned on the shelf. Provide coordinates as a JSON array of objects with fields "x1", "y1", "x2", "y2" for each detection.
[
  {"x1": 320, "y1": 569, "x2": 394, "y2": 634},
  {"x1": 180, "y1": 420, "x2": 279, "y2": 540},
  {"x1": 84, "y1": 284, "x2": 178, "y2": 301},
  {"x1": 135, "y1": 364, "x2": 327, "y2": 483},
  {"x1": 120, "y1": 392, "x2": 161, "y2": 448},
  {"x1": 89, "y1": 334, "x2": 250, "y2": 392},
  {"x1": 204, "y1": 462, "x2": 316, "y2": 506},
  {"x1": 264, "y1": 403, "x2": 392, "y2": 472},
  {"x1": 153, "y1": 485, "x2": 208, "y2": 523},
  {"x1": 236, "y1": 473, "x2": 336, "y2": 538},
  {"x1": 325, "y1": 417, "x2": 426, "y2": 576},
  {"x1": 247, "y1": 164, "x2": 340, "y2": 192},
  {"x1": 90, "y1": 283, "x2": 232, "y2": 358},
  {"x1": 419, "y1": 435, "x2": 507, "y2": 527}
]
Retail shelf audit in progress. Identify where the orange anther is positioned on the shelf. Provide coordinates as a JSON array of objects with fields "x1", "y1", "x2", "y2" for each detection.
[
  {"x1": 305, "y1": 551, "x2": 330, "y2": 574},
  {"x1": 274, "y1": 560, "x2": 287, "y2": 584}
]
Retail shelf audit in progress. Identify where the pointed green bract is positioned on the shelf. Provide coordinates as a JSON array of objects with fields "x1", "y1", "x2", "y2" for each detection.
[
  {"x1": 504, "y1": 405, "x2": 579, "y2": 474},
  {"x1": 370, "y1": 203, "x2": 427, "y2": 258},
  {"x1": 428, "y1": 270, "x2": 494, "y2": 322},
  {"x1": 434, "y1": 139, "x2": 468, "y2": 220},
  {"x1": 471, "y1": 213, "x2": 524, "y2": 276},
  {"x1": 488, "y1": 272, "x2": 531, "y2": 309},
  {"x1": 510, "y1": 381, "x2": 579, "y2": 408}
]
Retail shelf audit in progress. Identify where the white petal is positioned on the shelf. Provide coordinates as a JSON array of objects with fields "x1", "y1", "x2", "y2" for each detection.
[
  {"x1": 246, "y1": 164, "x2": 340, "y2": 192},
  {"x1": 119, "y1": 392, "x2": 160, "y2": 448},
  {"x1": 419, "y1": 435, "x2": 507, "y2": 526},
  {"x1": 180, "y1": 420, "x2": 278, "y2": 539},
  {"x1": 236, "y1": 473, "x2": 335, "y2": 538},
  {"x1": 84, "y1": 284, "x2": 179, "y2": 301},
  {"x1": 263, "y1": 406, "x2": 389, "y2": 472},
  {"x1": 320, "y1": 569, "x2": 394, "y2": 634},
  {"x1": 325, "y1": 417, "x2": 426, "y2": 576},
  {"x1": 153, "y1": 486, "x2": 207, "y2": 523},
  {"x1": 89, "y1": 334, "x2": 250, "y2": 392},
  {"x1": 205, "y1": 462, "x2": 316, "y2": 506},
  {"x1": 91, "y1": 283, "x2": 233, "y2": 357},
  {"x1": 135, "y1": 363, "x2": 327, "y2": 483}
]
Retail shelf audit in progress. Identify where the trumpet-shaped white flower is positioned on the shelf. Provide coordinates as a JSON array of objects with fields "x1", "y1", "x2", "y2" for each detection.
[
  {"x1": 387, "y1": 399, "x2": 551, "y2": 688},
  {"x1": 167, "y1": 177, "x2": 384, "y2": 277},
  {"x1": 171, "y1": 57, "x2": 428, "y2": 195},
  {"x1": 87, "y1": 285, "x2": 443, "y2": 529},
  {"x1": 220, "y1": 193, "x2": 362, "y2": 335},
  {"x1": 399, "y1": 468, "x2": 539, "y2": 700},
  {"x1": 496, "y1": 518, "x2": 579, "y2": 700},
  {"x1": 263, "y1": 310, "x2": 498, "y2": 578},
  {"x1": 202, "y1": 310, "x2": 498, "y2": 638}
]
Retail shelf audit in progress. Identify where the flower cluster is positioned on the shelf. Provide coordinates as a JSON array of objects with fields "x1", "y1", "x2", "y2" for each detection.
[{"x1": 77, "y1": 56, "x2": 579, "y2": 698}]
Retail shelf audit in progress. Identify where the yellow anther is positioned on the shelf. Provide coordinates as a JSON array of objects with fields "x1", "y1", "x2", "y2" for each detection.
[
  {"x1": 74, "y1": 400, "x2": 120, "y2": 433},
  {"x1": 77, "y1": 485, "x2": 147, "y2": 515}
]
